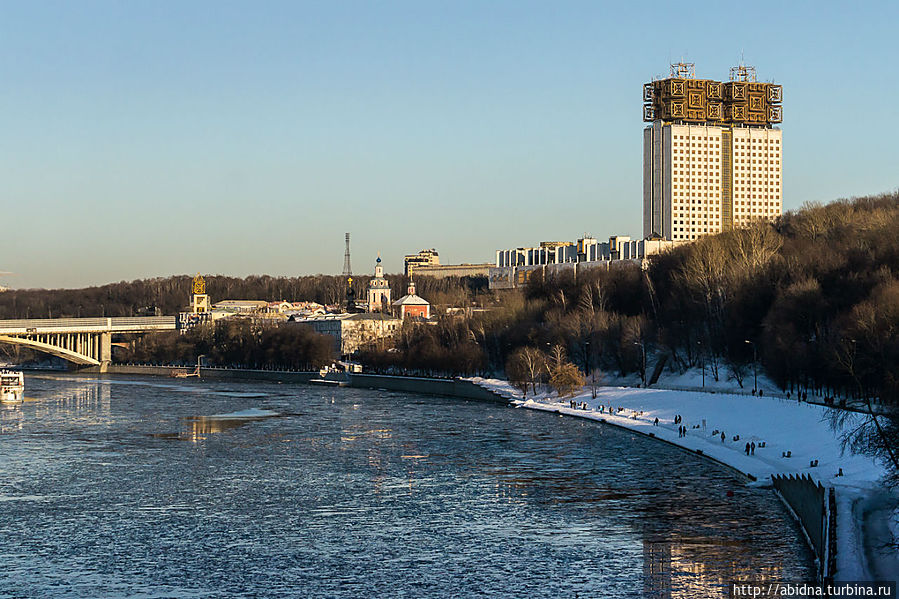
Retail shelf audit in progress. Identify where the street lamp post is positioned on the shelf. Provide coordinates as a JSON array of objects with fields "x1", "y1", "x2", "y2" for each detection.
[
  {"x1": 744, "y1": 340, "x2": 757, "y2": 394},
  {"x1": 585, "y1": 340, "x2": 591, "y2": 376},
  {"x1": 697, "y1": 340, "x2": 704, "y2": 387},
  {"x1": 633, "y1": 341, "x2": 646, "y2": 387},
  {"x1": 641, "y1": 342, "x2": 646, "y2": 388}
]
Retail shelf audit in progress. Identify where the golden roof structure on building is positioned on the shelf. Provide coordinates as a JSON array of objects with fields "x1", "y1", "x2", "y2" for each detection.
[
  {"x1": 192, "y1": 273, "x2": 206, "y2": 295},
  {"x1": 643, "y1": 63, "x2": 782, "y2": 126}
]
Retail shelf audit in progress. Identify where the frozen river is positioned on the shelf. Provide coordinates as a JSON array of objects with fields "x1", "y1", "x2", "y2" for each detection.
[{"x1": 0, "y1": 375, "x2": 813, "y2": 597}]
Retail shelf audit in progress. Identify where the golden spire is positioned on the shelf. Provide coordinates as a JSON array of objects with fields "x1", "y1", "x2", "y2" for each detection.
[{"x1": 192, "y1": 273, "x2": 206, "y2": 295}]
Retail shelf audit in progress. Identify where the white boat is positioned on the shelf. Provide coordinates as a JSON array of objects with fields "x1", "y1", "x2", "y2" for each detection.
[
  {"x1": 170, "y1": 365, "x2": 200, "y2": 379},
  {"x1": 0, "y1": 370, "x2": 24, "y2": 403}
]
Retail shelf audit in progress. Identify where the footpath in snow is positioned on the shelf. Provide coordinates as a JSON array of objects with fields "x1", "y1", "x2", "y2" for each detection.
[{"x1": 466, "y1": 377, "x2": 897, "y2": 581}]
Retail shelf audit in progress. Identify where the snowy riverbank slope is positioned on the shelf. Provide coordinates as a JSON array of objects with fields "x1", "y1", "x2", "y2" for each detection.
[{"x1": 465, "y1": 378, "x2": 896, "y2": 581}]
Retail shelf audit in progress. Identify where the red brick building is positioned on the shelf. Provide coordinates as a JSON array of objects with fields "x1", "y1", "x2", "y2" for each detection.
[{"x1": 392, "y1": 280, "x2": 431, "y2": 320}]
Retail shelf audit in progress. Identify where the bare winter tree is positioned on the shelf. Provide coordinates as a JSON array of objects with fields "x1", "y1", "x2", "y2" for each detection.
[{"x1": 505, "y1": 347, "x2": 548, "y2": 397}]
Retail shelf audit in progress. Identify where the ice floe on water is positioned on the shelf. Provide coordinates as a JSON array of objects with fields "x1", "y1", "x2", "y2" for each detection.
[
  {"x1": 205, "y1": 408, "x2": 279, "y2": 419},
  {"x1": 0, "y1": 494, "x2": 53, "y2": 502}
]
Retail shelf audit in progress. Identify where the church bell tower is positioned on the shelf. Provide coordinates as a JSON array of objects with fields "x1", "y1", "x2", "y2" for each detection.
[{"x1": 367, "y1": 254, "x2": 392, "y2": 312}]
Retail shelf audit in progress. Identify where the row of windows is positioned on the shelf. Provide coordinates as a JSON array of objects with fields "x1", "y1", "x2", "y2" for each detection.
[
  {"x1": 671, "y1": 209, "x2": 780, "y2": 218},
  {"x1": 673, "y1": 135, "x2": 721, "y2": 140},
  {"x1": 673, "y1": 151, "x2": 782, "y2": 159},
  {"x1": 670, "y1": 146, "x2": 780, "y2": 152},
  {"x1": 672, "y1": 134, "x2": 780, "y2": 144},
  {"x1": 673, "y1": 200, "x2": 780, "y2": 207},
  {"x1": 672, "y1": 182, "x2": 781, "y2": 189},
  {"x1": 672, "y1": 196, "x2": 781, "y2": 202},
  {"x1": 674, "y1": 150, "x2": 722, "y2": 156},
  {"x1": 673, "y1": 231, "x2": 718, "y2": 239},
  {"x1": 671, "y1": 217, "x2": 780, "y2": 239},
  {"x1": 671, "y1": 166, "x2": 780, "y2": 179}
]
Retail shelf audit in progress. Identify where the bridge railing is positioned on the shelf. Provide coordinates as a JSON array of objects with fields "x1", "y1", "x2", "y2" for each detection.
[{"x1": 0, "y1": 316, "x2": 176, "y2": 333}]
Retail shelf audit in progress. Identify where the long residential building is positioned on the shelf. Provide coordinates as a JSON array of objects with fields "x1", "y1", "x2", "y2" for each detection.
[
  {"x1": 491, "y1": 236, "x2": 681, "y2": 289},
  {"x1": 495, "y1": 236, "x2": 676, "y2": 268},
  {"x1": 412, "y1": 263, "x2": 492, "y2": 279}
]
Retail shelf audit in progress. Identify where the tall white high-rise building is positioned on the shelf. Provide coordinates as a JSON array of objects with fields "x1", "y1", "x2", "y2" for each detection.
[{"x1": 642, "y1": 64, "x2": 783, "y2": 240}]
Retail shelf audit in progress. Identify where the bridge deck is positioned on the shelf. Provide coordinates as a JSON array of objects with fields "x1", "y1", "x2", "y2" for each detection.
[{"x1": 0, "y1": 316, "x2": 176, "y2": 334}]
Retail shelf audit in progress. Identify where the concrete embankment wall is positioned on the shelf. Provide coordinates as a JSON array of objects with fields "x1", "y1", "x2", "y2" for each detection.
[
  {"x1": 99, "y1": 365, "x2": 320, "y2": 383},
  {"x1": 91, "y1": 365, "x2": 507, "y2": 402},
  {"x1": 347, "y1": 374, "x2": 507, "y2": 402}
]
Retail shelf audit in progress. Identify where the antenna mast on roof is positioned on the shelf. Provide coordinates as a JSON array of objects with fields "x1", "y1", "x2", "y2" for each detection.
[
  {"x1": 670, "y1": 62, "x2": 695, "y2": 78},
  {"x1": 730, "y1": 51, "x2": 756, "y2": 81}
]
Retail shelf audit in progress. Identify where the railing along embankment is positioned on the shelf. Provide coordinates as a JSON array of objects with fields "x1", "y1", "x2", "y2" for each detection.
[{"x1": 772, "y1": 473, "x2": 837, "y2": 583}]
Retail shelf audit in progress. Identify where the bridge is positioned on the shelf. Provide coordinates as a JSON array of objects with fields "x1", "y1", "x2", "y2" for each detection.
[{"x1": 0, "y1": 316, "x2": 177, "y2": 370}]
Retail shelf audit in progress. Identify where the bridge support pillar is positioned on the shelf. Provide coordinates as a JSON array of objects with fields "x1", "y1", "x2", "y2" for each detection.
[{"x1": 99, "y1": 332, "x2": 112, "y2": 373}]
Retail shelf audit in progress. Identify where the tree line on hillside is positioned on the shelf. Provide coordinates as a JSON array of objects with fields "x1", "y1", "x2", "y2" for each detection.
[
  {"x1": 118, "y1": 320, "x2": 335, "y2": 371},
  {"x1": 359, "y1": 192, "x2": 899, "y2": 403},
  {"x1": 0, "y1": 274, "x2": 488, "y2": 320}
]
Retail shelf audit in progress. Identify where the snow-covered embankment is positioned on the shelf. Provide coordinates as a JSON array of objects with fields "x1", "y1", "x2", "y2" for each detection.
[{"x1": 465, "y1": 378, "x2": 894, "y2": 580}]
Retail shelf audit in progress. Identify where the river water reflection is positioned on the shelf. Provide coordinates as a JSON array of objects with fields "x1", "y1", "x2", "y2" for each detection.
[{"x1": 0, "y1": 375, "x2": 813, "y2": 598}]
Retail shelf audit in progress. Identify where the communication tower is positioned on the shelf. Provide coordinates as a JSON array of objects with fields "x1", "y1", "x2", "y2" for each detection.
[{"x1": 343, "y1": 233, "x2": 352, "y2": 276}]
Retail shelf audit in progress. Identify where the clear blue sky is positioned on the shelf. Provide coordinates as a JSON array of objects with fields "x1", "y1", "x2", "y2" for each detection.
[{"x1": 2, "y1": 0, "x2": 896, "y2": 289}]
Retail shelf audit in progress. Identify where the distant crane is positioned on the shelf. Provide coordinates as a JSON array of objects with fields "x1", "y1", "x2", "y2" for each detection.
[{"x1": 343, "y1": 233, "x2": 352, "y2": 276}]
